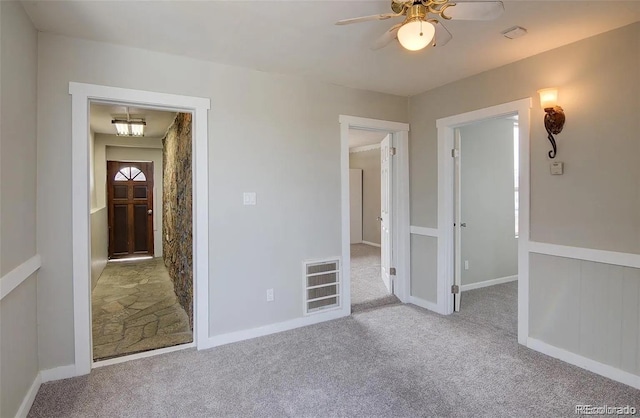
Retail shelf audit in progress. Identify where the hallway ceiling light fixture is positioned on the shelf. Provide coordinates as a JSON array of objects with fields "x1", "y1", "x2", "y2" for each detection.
[
  {"x1": 111, "y1": 106, "x2": 146, "y2": 137},
  {"x1": 336, "y1": 0, "x2": 504, "y2": 52},
  {"x1": 538, "y1": 87, "x2": 565, "y2": 159},
  {"x1": 112, "y1": 119, "x2": 146, "y2": 137}
]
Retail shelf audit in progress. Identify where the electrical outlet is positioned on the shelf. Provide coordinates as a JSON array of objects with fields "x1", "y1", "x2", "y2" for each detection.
[
  {"x1": 266, "y1": 288, "x2": 274, "y2": 302},
  {"x1": 464, "y1": 260, "x2": 469, "y2": 270}
]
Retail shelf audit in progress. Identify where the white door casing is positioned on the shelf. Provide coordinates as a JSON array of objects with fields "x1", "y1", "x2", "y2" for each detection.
[
  {"x1": 70, "y1": 82, "x2": 210, "y2": 376},
  {"x1": 380, "y1": 134, "x2": 393, "y2": 293},
  {"x1": 436, "y1": 98, "x2": 531, "y2": 346},
  {"x1": 339, "y1": 115, "x2": 410, "y2": 306}
]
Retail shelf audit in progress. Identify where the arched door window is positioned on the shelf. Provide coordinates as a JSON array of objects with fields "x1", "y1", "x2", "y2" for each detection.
[{"x1": 114, "y1": 166, "x2": 147, "y2": 182}]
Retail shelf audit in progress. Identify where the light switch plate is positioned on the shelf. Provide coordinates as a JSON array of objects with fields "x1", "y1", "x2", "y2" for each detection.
[
  {"x1": 550, "y1": 162, "x2": 564, "y2": 175},
  {"x1": 243, "y1": 192, "x2": 257, "y2": 205}
]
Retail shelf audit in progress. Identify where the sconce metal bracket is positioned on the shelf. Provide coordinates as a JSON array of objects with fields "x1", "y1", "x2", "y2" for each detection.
[{"x1": 544, "y1": 105, "x2": 565, "y2": 159}]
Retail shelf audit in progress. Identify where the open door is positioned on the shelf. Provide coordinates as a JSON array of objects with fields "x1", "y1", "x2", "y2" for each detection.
[
  {"x1": 380, "y1": 134, "x2": 393, "y2": 293},
  {"x1": 453, "y1": 129, "x2": 462, "y2": 312}
]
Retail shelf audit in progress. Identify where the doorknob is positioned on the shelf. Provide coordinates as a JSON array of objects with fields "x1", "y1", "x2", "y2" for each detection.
[{"x1": 148, "y1": 209, "x2": 153, "y2": 215}]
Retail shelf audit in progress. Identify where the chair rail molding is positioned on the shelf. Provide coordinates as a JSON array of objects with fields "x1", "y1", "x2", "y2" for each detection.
[
  {"x1": 529, "y1": 241, "x2": 640, "y2": 269},
  {"x1": 0, "y1": 254, "x2": 41, "y2": 300}
]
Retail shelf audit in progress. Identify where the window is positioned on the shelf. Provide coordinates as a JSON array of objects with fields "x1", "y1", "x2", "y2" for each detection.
[
  {"x1": 513, "y1": 123, "x2": 519, "y2": 238},
  {"x1": 114, "y1": 166, "x2": 146, "y2": 182}
]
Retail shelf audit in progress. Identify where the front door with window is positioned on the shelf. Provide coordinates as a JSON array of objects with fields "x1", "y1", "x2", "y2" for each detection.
[{"x1": 107, "y1": 161, "x2": 154, "y2": 258}]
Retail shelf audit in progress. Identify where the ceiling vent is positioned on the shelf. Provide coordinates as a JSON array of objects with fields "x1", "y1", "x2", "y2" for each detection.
[
  {"x1": 502, "y1": 26, "x2": 528, "y2": 40},
  {"x1": 303, "y1": 258, "x2": 341, "y2": 315}
]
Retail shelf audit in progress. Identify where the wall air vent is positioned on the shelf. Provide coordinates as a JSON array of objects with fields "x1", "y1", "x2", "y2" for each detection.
[{"x1": 303, "y1": 258, "x2": 341, "y2": 315}]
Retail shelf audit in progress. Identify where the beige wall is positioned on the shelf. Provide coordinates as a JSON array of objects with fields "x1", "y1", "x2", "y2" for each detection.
[
  {"x1": 36, "y1": 33, "x2": 408, "y2": 370},
  {"x1": 459, "y1": 118, "x2": 518, "y2": 285},
  {"x1": 0, "y1": 1, "x2": 39, "y2": 416},
  {"x1": 410, "y1": 23, "x2": 640, "y2": 252},
  {"x1": 1, "y1": 1, "x2": 37, "y2": 275},
  {"x1": 349, "y1": 148, "x2": 381, "y2": 245},
  {"x1": 409, "y1": 23, "x2": 640, "y2": 375}
]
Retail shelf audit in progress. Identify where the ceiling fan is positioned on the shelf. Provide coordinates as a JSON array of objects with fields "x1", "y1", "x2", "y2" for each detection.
[{"x1": 336, "y1": 0, "x2": 504, "y2": 52}]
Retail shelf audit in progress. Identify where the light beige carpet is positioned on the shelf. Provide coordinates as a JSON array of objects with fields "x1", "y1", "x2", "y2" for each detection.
[
  {"x1": 350, "y1": 243, "x2": 400, "y2": 312},
  {"x1": 29, "y1": 298, "x2": 640, "y2": 417},
  {"x1": 92, "y1": 257, "x2": 192, "y2": 360}
]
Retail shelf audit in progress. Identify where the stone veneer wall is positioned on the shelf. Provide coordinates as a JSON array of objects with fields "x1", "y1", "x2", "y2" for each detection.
[{"x1": 163, "y1": 113, "x2": 193, "y2": 327}]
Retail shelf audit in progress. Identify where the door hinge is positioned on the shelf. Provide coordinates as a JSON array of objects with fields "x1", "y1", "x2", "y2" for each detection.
[
  {"x1": 390, "y1": 147, "x2": 397, "y2": 156},
  {"x1": 390, "y1": 267, "x2": 397, "y2": 276},
  {"x1": 451, "y1": 284, "x2": 459, "y2": 294},
  {"x1": 451, "y1": 149, "x2": 460, "y2": 158}
]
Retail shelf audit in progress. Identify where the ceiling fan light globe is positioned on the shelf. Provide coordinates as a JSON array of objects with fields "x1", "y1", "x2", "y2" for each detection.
[{"x1": 397, "y1": 19, "x2": 435, "y2": 51}]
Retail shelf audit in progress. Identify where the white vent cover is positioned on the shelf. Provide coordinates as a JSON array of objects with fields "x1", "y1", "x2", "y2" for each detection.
[{"x1": 303, "y1": 259, "x2": 341, "y2": 315}]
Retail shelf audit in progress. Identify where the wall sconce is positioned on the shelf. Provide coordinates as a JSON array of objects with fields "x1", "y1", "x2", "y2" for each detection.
[{"x1": 537, "y1": 88, "x2": 565, "y2": 159}]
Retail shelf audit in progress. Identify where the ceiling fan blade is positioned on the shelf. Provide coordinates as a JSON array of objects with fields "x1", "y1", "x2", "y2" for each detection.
[
  {"x1": 442, "y1": 1, "x2": 504, "y2": 20},
  {"x1": 371, "y1": 24, "x2": 402, "y2": 50},
  {"x1": 431, "y1": 20, "x2": 453, "y2": 47},
  {"x1": 336, "y1": 13, "x2": 402, "y2": 26}
]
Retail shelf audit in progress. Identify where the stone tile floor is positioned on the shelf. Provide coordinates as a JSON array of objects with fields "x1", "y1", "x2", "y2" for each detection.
[{"x1": 92, "y1": 257, "x2": 192, "y2": 361}]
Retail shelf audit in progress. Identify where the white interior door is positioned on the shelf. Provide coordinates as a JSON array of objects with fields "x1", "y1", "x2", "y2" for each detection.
[
  {"x1": 349, "y1": 169, "x2": 363, "y2": 244},
  {"x1": 380, "y1": 134, "x2": 393, "y2": 293},
  {"x1": 453, "y1": 129, "x2": 462, "y2": 312}
]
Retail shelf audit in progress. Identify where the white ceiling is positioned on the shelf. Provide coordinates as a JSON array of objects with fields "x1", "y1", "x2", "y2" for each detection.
[
  {"x1": 349, "y1": 129, "x2": 387, "y2": 149},
  {"x1": 90, "y1": 103, "x2": 176, "y2": 138},
  {"x1": 23, "y1": 1, "x2": 640, "y2": 97}
]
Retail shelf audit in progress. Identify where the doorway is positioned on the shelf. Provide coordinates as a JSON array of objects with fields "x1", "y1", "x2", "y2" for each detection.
[
  {"x1": 339, "y1": 115, "x2": 411, "y2": 314},
  {"x1": 436, "y1": 98, "x2": 531, "y2": 345},
  {"x1": 107, "y1": 161, "x2": 155, "y2": 259},
  {"x1": 70, "y1": 82, "x2": 210, "y2": 376},
  {"x1": 348, "y1": 131, "x2": 399, "y2": 311},
  {"x1": 90, "y1": 103, "x2": 194, "y2": 362},
  {"x1": 452, "y1": 115, "x2": 520, "y2": 335}
]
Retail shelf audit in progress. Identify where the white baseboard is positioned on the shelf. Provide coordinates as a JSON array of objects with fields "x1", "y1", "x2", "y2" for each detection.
[
  {"x1": 460, "y1": 275, "x2": 518, "y2": 292},
  {"x1": 200, "y1": 308, "x2": 349, "y2": 350},
  {"x1": 361, "y1": 241, "x2": 381, "y2": 248},
  {"x1": 527, "y1": 338, "x2": 640, "y2": 390},
  {"x1": 40, "y1": 364, "x2": 77, "y2": 383},
  {"x1": 408, "y1": 295, "x2": 440, "y2": 313},
  {"x1": 15, "y1": 372, "x2": 41, "y2": 418}
]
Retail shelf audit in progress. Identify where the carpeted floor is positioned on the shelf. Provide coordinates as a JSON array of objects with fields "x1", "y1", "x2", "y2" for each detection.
[
  {"x1": 30, "y1": 286, "x2": 639, "y2": 417},
  {"x1": 350, "y1": 244, "x2": 400, "y2": 312},
  {"x1": 457, "y1": 281, "x2": 517, "y2": 336}
]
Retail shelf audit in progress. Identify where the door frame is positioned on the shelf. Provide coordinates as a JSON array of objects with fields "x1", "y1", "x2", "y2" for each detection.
[
  {"x1": 436, "y1": 98, "x2": 531, "y2": 345},
  {"x1": 106, "y1": 160, "x2": 155, "y2": 259},
  {"x1": 70, "y1": 82, "x2": 210, "y2": 376},
  {"x1": 339, "y1": 115, "x2": 411, "y2": 307}
]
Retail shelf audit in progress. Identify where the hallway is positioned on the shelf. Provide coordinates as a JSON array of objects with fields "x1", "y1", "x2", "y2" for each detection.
[
  {"x1": 92, "y1": 258, "x2": 192, "y2": 361},
  {"x1": 350, "y1": 243, "x2": 399, "y2": 312}
]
